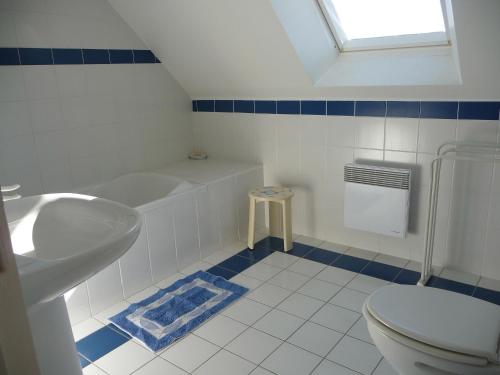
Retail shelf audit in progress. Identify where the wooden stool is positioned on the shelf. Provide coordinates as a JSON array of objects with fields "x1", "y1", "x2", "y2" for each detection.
[{"x1": 247, "y1": 186, "x2": 294, "y2": 252}]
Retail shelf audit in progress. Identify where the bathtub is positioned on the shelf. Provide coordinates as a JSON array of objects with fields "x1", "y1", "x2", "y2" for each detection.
[
  {"x1": 80, "y1": 172, "x2": 194, "y2": 210},
  {"x1": 66, "y1": 161, "x2": 264, "y2": 324}
]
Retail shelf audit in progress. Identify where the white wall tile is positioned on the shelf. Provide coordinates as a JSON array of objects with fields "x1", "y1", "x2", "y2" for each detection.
[
  {"x1": 0, "y1": 67, "x2": 26, "y2": 101},
  {"x1": 457, "y1": 120, "x2": 499, "y2": 143},
  {"x1": 0, "y1": 11, "x2": 19, "y2": 46},
  {"x1": 385, "y1": 117, "x2": 418, "y2": 152},
  {"x1": 65, "y1": 284, "x2": 91, "y2": 325},
  {"x1": 14, "y1": 11, "x2": 51, "y2": 47},
  {"x1": 28, "y1": 98, "x2": 64, "y2": 133},
  {"x1": 354, "y1": 117, "x2": 385, "y2": 149},
  {"x1": 23, "y1": 66, "x2": 58, "y2": 99},
  {"x1": 0, "y1": 100, "x2": 32, "y2": 139},
  {"x1": 417, "y1": 118, "x2": 457, "y2": 154}
]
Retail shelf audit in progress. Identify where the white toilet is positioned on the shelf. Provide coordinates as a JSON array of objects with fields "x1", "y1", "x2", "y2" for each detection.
[{"x1": 363, "y1": 285, "x2": 500, "y2": 375}]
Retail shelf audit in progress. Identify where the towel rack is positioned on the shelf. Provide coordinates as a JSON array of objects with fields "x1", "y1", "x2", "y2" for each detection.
[{"x1": 419, "y1": 141, "x2": 500, "y2": 286}]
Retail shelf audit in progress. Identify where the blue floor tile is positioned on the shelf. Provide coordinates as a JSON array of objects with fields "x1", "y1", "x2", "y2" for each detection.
[
  {"x1": 206, "y1": 266, "x2": 238, "y2": 279},
  {"x1": 303, "y1": 248, "x2": 342, "y2": 265},
  {"x1": 255, "y1": 236, "x2": 284, "y2": 251},
  {"x1": 217, "y1": 255, "x2": 257, "y2": 273},
  {"x1": 360, "y1": 261, "x2": 402, "y2": 282},
  {"x1": 393, "y1": 269, "x2": 420, "y2": 285},
  {"x1": 236, "y1": 246, "x2": 274, "y2": 262},
  {"x1": 426, "y1": 276, "x2": 475, "y2": 296},
  {"x1": 79, "y1": 355, "x2": 90, "y2": 368},
  {"x1": 332, "y1": 254, "x2": 370, "y2": 272},
  {"x1": 76, "y1": 324, "x2": 130, "y2": 362},
  {"x1": 283, "y1": 242, "x2": 314, "y2": 257},
  {"x1": 473, "y1": 287, "x2": 500, "y2": 306}
]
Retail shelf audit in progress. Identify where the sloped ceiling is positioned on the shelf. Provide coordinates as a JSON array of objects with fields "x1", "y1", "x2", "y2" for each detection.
[{"x1": 108, "y1": 0, "x2": 500, "y2": 99}]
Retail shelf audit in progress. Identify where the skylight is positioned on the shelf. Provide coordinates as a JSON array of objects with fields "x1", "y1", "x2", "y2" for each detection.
[{"x1": 318, "y1": 0, "x2": 450, "y2": 51}]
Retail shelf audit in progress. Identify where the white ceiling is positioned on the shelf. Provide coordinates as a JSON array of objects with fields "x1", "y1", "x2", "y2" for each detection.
[{"x1": 108, "y1": 0, "x2": 500, "y2": 100}]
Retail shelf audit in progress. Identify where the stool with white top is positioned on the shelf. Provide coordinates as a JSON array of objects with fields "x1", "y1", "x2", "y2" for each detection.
[{"x1": 247, "y1": 186, "x2": 294, "y2": 252}]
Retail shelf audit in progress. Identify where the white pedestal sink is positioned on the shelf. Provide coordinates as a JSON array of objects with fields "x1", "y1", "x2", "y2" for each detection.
[{"x1": 5, "y1": 193, "x2": 141, "y2": 375}]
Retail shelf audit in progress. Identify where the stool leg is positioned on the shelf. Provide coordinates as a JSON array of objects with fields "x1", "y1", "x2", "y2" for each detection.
[
  {"x1": 247, "y1": 197, "x2": 256, "y2": 250},
  {"x1": 282, "y1": 198, "x2": 292, "y2": 252},
  {"x1": 269, "y1": 201, "x2": 282, "y2": 237}
]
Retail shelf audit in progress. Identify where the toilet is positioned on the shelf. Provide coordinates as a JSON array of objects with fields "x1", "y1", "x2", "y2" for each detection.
[{"x1": 363, "y1": 285, "x2": 500, "y2": 375}]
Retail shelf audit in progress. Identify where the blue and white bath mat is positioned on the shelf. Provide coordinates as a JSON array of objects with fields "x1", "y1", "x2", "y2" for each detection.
[{"x1": 109, "y1": 270, "x2": 248, "y2": 352}]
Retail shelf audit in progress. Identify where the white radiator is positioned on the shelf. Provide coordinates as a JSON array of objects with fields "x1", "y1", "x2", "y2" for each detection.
[{"x1": 344, "y1": 163, "x2": 411, "y2": 238}]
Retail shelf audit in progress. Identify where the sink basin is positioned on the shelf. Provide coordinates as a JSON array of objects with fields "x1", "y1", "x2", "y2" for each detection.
[
  {"x1": 6, "y1": 193, "x2": 141, "y2": 307},
  {"x1": 5, "y1": 193, "x2": 141, "y2": 375}
]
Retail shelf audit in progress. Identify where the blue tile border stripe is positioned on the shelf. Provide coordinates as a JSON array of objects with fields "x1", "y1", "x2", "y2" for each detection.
[
  {"x1": 0, "y1": 47, "x2": 160, "y2": 65},
  {"x1": 192, "y1": 99, "x2": 500, "y2": 121},
  {"x1": 76, "y1": 236, "x2": 500, "y2": 368}
]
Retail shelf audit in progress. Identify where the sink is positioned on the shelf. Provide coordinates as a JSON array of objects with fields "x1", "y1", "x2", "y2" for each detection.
[{"x1": 5, "y1": 193, "x2": 141, "y2": 375}]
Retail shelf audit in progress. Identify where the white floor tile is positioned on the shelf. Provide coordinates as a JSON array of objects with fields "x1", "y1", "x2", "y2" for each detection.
[
  {"x1": 287, "y1": 259, "x2": 326, "y2": 277},
  {"x1": 231, "y1": 274, "x2": 264, "y2": 290},
  {"x1": 161, "y1": 334, "x2": 219, "y2": 373},
  {"x1": 222, "y1": 298, "x2": 272, "y2": 326},
  {"x1": 277, "y1": 293, "x2": 324, "y2": 319},
  {"x1": 327, "y1": 336, "x2": 382, "y2": 375},
  {"x1": 94, "y1": 341, "x2": 155, "y2": 375},
  {"x1": 345, "y1": 247, "x2": 377, "y2": 260},
  {"x1": 347, "y1": 317, "x2": 373, "y2": 344},
  {"x1": 246, "y1": 283, "x2": 292, "y2": 307},
  {"x1": 346, "y1": 274, "x2": 390, "y2": 294},
  {"x1": 250, "y1": 367, "x2": 275, "y2": 375},
  {"x1": 242, "y1": 263, "x2": 283, "y2": 281},
  {"x1": 297, "y1": 278, "x2": 342, "y2": 301},
  {"x1": 94, "y1": 301, "x2": 129, "y2": 324},
  {"x1": 439, "y1": 267, "x2": 480, "y2": 285},
  {"x1": 82, "y1": 364, "x2": 107, "y2": 375},
  {"x1": 261, "y1": 342, "x2": 321, "y2": 375},
  {"x1": 204, "y1": 250, "x2": 233, "y2": 265},
  {"x1": 126, "y1": 286, "x2": 159, "y2": 304},
  {"x1": 155, "y1": 273, "x2": 184, "y2": 288},
  {"x1": 262, "y1": 252, "x2": 299, "y2": 268},
  {"x1": 374, "y1": 253, "x2": 409, "y2": 268},
  {"x1": 226, "y1": 327, "x2": 282, "y2": 364},
  {"x1": 329, "y1": 288, "x2": 368, "y2": 313},
  {"x1": 268, "y1": 269, "x2": 310, "y2": 291},
  {"x1": 133, "y1": 357, "x2": 188, "y2": 375},
  {"x1": 180, "y1": 261, "x2": 212, "y2": 275},
  {"x1": 72, "y1": 318, "x2": 105, "y2": 341},
  {"x1": 310, "y1": 304, "x2": 360, "y2": 333},
  {"x1": 287, "y1": 321, "x2": 343, "y2": 357},
  {"x1": 372, "y1": 358, "x2": 398, "y2": 375},
  {"x1": 194, "y1": 315, "x2": 247, "y2": 347},
  {"x1": 253, "y1": 309, "x2": 305, "y2": 340},
  {"x1": 311, "y1": 359, "x2": 360, "y2": 375},
  {"x1": 193, "y1": 349, "x2": 255, "y2": 375},
  {"x1": 315, "y1": 267, "x2": 357, "y2": 286}
]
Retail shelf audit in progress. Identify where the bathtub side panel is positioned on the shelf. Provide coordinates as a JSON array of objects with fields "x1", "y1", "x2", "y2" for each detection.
[
  {"x1": 196, "y1": 186, "x2": 221, "y2": 258},
  {"x1": 86, "y1": 261, "x2": 124, "y2": 314},
  {"x1": 173, "y1": 192, "x2": 201, "y2": 270},
  {"x1": 235, "y1": 167, "x2": 266, "y2": 241},
  {"x1": 210, "y1": 177, "x2": 239, "y2": 249},
  {"x1": 145, "y1": 203, "x2": 178, "y2": 282},
  {"x1": 118, "y1": 222, "x2": 153, "y2": 298}
]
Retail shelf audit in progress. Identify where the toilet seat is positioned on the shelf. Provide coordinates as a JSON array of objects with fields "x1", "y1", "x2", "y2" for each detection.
[{"x1": 365, "y1": 285, "x2": 500, "y2": 364}]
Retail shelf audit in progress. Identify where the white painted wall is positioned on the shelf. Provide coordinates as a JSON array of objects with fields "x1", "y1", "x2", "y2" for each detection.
[
  {"x1": 109, "y1": 0, "x2": 500, "y2": 100},
  {"x1": 0, "y1": 0, "x2": 193, "y2": 197},
  {"x1": 194, "y1": 111, "x2": 500, "y2": 280}
]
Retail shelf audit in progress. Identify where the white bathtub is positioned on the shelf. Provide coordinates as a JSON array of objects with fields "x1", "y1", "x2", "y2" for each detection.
[
  {"x1": 80, "y1": 172, "x2": 194, "y2": 210},
  {"x1": 66, "y1": 161, "x2": 264, "y2": 324}
]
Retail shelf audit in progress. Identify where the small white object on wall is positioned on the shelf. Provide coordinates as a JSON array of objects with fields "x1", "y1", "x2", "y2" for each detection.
[{"x1": 344, "y1": 163, "x2": 411, "y2": 239}]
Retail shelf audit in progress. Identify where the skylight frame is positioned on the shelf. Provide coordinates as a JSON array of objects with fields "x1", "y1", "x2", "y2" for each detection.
[{"x1": 317, "y1": 0, "x2": 451, "y2": 52}]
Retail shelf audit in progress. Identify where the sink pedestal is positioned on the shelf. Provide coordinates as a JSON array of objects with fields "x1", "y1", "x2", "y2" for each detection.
[{"x1": 28, "y1": 296, "x2": 82, "y2": 375}]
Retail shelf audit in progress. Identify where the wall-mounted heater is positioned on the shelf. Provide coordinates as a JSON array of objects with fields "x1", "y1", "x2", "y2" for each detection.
[{"x1": 344, "y1": 163, "x2": 411, "y2": 238}]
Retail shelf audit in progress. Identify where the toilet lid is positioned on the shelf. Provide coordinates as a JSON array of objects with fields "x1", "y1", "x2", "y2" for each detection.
[{"x1": 366, "y1": 285, "x2": 500, "y2": 362}]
